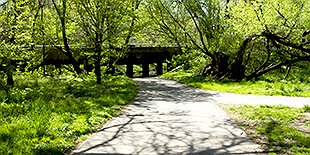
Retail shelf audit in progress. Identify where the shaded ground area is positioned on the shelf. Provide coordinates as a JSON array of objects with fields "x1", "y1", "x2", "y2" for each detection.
[{"x1": 72, "y1": 78, "x2": 265, "y2": 155}]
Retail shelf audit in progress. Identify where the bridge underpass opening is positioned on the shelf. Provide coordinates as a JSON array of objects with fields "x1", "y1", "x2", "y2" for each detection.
[{"x1": 125, "y1": 62, "x2": 170, "y2": 78}]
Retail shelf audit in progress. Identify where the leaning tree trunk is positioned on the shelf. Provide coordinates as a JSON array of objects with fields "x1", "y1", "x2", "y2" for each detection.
[
  {"x1": 229, "y1": 34, "x2": 262, "y2": 81},
  {"x1": 52, "y1": 0, "x2": 83, "y2": 74}
]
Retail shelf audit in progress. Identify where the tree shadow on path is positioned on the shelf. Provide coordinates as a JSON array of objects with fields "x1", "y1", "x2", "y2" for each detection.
[{"x1": 72, "y1": 78, "x2": 267, "y2": 155}]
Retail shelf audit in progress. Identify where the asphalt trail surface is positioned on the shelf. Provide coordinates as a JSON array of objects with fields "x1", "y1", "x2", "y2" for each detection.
[{"x1": 71, "y1": 77, "x2": 309, "y2": 155}]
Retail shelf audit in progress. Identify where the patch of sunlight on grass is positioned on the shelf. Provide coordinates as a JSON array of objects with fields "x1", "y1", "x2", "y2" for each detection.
[
  {"x1": 0, "y1": 74, "x2": 137, "y2": 155},
  {"x1": 224, "y1": 105, "x2": 310, "y2": 154}
]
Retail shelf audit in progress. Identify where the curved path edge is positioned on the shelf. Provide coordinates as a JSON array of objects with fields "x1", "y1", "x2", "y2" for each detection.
[
  {"x1": 194, "y1": 84, "x2": 310, "y2": 108},
  {"x1": 70, "y1": 77, "x2": 310, "y2": 155}
]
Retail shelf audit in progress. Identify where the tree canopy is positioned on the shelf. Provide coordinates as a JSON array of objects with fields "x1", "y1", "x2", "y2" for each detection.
[{"x1": 0, "y1": 0, "x2": 309, "y2": 85}]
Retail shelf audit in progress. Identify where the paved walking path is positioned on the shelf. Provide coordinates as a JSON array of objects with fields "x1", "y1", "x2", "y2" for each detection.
[
  {"x1": 72, "y1": 78, "x2": 309, "y2": 155},
  {"x1": 207, "y1": 89, "x2": 309, "y2": 108}
]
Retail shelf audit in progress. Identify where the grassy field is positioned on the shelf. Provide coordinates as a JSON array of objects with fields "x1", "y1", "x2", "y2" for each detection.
[
  {"x1": 0, "y1": 73, "x2": 137, "y2": 155},
  {"x1": 222, "y1": 104, "x2": 310, "y2": 154},
  {"x1": 161, "y1": 71, "x2": 310, "y2": 97}
]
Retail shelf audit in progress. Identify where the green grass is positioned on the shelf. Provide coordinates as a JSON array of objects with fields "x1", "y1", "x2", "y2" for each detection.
[
  {"x1": 161, "y1": 71, "x2": 310, "y2": 97},
  {"x1": 223, "y1": 104, "x2": 310, "y2": 154},
  {"x1": 0, "y1": 73, "x2": 137, "y2": 155}
]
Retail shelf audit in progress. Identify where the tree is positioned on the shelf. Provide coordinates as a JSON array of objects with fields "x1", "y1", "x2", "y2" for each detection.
[
  {"x1": 226, "y1": 0, "x2": 310, "y2": 80},
  {"x1": 25, "y1": 0, "x2": 87, "y2": 75},
  {"x1": 148, "y1": 0, "x2": 310, "y2": 80},
  {"x1": 148, "y1": 0, "x2": 229, "y2": 78},
  {"x1": 74, "y1": 0, "x2": 140, "y2": 84},
  {"x1": 0, "y1": 0, "x2": 36, "y2": 102},
  {"x1": 0, "y1": 0, "x2": 35, "y2": 86},
  {"x1": 50, "y1": 0, "x2": 83, "y2": 74}
]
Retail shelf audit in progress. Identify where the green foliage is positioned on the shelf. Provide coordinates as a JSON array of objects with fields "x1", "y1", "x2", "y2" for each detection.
[
  {"x1": 148, "y1": 0, "x2": 310, "y2": 80},
  {"x1": 2, "y1": 0, "x2": 309, "y2": 82},
  {"x1": 303, "y1": 105, "x2": 310, "y2": 113},
  {"x1": 0, "y1": 73, "x2": 137, "y2": 154},
  {"x1": 74, "y1": 0, "x2": 131, "y2": 45},
  {"x1": 169, "y1": 49, "x2": 208, "y2": 73},
  {"x1": 161, "y1": 71, "x2": 310, "y2": 97},
  {"x1": 226, "y1": 105, "x2": 310, "y2": 154},
  {"x1": 224, "y1": 0, "x2": 310, "y2": 77}
]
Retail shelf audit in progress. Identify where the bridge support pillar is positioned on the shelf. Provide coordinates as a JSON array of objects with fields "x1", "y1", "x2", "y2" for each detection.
[
  {"x1": 142, "y1": 63, "x2": 149, "y2": 77},
  {"x1": 156, "y1": 62, "x2": 163, "y2": 75},
  {"x1": 126, "y1": 63, "x2": 133, "y2": 78}
]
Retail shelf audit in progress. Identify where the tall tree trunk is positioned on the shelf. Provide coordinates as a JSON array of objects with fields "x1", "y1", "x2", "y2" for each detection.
[
  {"x1": 52, "y1": 0, "x2": 83, "y2": 74},
  {"x1": 6, "y1": 69, "x2": 14, "y2": 86},
  {"x1": 95, "y1": 46, "x2": 102, "y2": 84}
]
